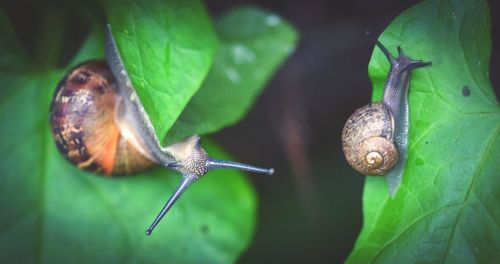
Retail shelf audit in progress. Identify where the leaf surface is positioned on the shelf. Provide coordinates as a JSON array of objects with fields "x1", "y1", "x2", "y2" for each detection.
[
  {"x1": 104, "y1": 0, "x2": 218, "y2": 140},
  {"x1": 347, "y1": 0, "x2": 500, "y2": 263},
  {"x1": 166, "y1": 7, "x2": 298, "y2": 144}
]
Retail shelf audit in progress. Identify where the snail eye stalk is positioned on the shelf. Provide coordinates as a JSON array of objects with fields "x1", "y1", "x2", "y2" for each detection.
[{"x1": 145, "y1": 157, "x2": 274, "y2": 236}]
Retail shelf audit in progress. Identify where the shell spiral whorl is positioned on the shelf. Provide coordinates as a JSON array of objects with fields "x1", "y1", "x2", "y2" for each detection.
[
  {"x1": 341, "y1": 102, "x2": 398, "y2": 175},
  {"x1": 354, "y1": 136, "x2": 398, "y2": 175}
]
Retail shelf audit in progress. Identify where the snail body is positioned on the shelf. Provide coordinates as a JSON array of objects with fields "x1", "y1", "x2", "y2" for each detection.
[
  {"x1": 49, "y1": 25, "x2": 274, "y2": 235},
  {"x1": 342, "y1": 42, "x2": 431, "y2": 177}
]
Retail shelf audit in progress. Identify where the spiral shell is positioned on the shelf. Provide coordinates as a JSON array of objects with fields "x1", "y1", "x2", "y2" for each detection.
[
  {"x1": 49, "y1": 60, "x2": 155, "y2": 175},
  {"x1": 341, "y1": 102, "x2": 398, "y2": 175}
]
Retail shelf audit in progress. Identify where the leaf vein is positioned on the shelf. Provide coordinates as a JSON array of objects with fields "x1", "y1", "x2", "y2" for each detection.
[
  {"x1": 427, "y1": 74, "x2": 463, "y2": 113},
  {"x1": 472, "y1": 192, "x2": 500, "y2": 230},
  {"x1": 371, "y1": 203, "x2": 461, "y2": 263},
  {"x1": 441, "y1": 126, "x2": 498, "y2": 263},
  {"x1": 78, "y1": 175, "x2": 135, "y2": 263}
]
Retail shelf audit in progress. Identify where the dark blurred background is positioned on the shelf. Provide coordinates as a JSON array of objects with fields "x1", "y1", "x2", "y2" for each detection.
[{"x1": 2, "y1": 0, "x2": 499, "y2": 262}]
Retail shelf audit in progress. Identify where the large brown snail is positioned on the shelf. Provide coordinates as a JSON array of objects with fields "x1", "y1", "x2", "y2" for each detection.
[
  {"x1": 342, "y1": 42, "x2": 430, "y2": 193},
  {"x1": 49, "y1": 25, "x2": 274, "y2": 236}
]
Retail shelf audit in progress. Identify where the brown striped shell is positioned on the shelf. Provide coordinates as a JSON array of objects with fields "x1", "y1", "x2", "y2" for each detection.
[
  {"x1": 49, "y1": 60, "x2": 155, "y2": 175},
  {"x1": 341, "y1": 102, "x2": 398, "y2": 175}
]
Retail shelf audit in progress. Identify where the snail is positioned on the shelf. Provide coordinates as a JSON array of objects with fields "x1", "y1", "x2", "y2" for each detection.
[
  {"x1": 342, "y1": 42, "x2": 431, "y2": 178},
  {"x1": 49, "y1": 24, "x2": 274, "y2": 236}
]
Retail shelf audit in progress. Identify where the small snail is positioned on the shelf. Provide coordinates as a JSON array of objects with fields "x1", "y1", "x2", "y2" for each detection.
[
  {"x1": 49, "y1": 24, "x2": 274, "y2": 236},
  {"x1": 342, "y1": 42, "x2": 431, "y2": 179}
]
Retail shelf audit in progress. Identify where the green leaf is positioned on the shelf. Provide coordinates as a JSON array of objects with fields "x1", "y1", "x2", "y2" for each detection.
[
  {"x1": 104, "y1": 0, "x2": 218, "y2": 141},
  {"x1": 0, "y1": 11, "x2": 256, "y2": 264},
  {"x1": 166, "y1": 7, "x2": 298, "y2": 144},
  {"x1": 348, "y1": 0, "x2": 499, "y2": 263}
]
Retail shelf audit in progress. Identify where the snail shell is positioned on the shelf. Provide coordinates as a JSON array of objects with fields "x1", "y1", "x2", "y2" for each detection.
[
  {"x1": 50, "y1": 60, "x2": 155, "y2": 175},
  {"x1": 341, "y1": 102, "x2": 398, "y2": 175}
]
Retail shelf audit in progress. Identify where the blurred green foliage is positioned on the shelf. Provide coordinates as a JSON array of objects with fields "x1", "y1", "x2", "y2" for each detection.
[{"x1": 167, "y1": 7, "x2": 298, "y2": 144}]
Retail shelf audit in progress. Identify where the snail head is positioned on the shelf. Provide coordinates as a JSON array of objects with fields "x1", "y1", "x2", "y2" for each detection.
[{"x1": 146, "y1": 136, "x2": 274, "y2": 236}]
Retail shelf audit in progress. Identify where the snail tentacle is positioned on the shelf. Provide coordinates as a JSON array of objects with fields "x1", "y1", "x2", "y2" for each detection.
[
  {"x1": 376, "y1": 41, "x2": 396, "y2": 65},
  {"x1": 145, "y1": 135, "x2": 274, "y2": 235},
  {"x1": 145, "y1": 174, "x2": 196, "y2": 236},
  {"x1": 206, "y1": 159, "x2": 275, "y2": 175}
]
